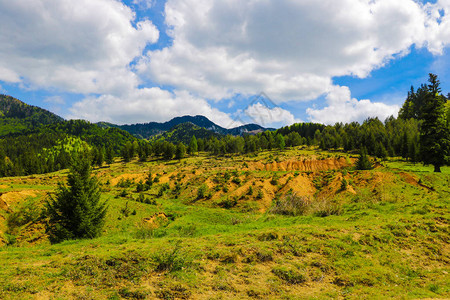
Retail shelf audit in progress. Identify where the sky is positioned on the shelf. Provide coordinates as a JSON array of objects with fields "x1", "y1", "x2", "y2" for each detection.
[{"x1": 0, "y1": 0, "x2": 450, "y2": 129}]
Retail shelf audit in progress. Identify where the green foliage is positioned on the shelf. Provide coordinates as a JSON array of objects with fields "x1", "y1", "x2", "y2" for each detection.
[
  {"x1": 152, "y1": 241, "x2": 188, "y2": 272},
  {"x1": 356, "y1": 148, "x2": 373, "y2": 170},
  {"x1": 175, "y1": 142, "x2": 186, "y2": 159},
  {"x1": 188, "y1": 135, "x2": 198, "y2": 154},
  {"x1": 269, "y1": 193, "x2": 310, "y2": 216},
  {"x1": 44, "y1": 158, "x2": 107, "y2": 243},
  {"x1": 197, "y1": 184, "x2": 208, "y2": 200},
  {"x1": 6, "y1": 197, "x2": 42, "y2": 236},
  {"x1": 272, "y1": 266, "x2": 306, "y2": 284},
  {"x1": 419, "y1": 74, "x2": 450, "y2": 172}
]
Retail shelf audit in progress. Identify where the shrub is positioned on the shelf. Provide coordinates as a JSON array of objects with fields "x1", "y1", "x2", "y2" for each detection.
[
  {"x1": 136, "y1": 180, "x2": 144, "y2": 193},
  {"x1": 152, "y1": 242, "x2": 188, "y2": 272},
  {"x1": 218, "y1": 197, "x2": 237, "y2": 209},
  {"x1": 231, "y1": 177, "x2": 241, "y2": 185},
  {"x1": 157, "y1": 183, "x2": 170, "y2": 197},
  {"x1": 256, "y1": 190, "x2": 264, "y2": 199},
  {"x1": 272, "y1": 266, "x2": 306, "y2": 284},
  {"x1": 197, "y1": 185, "x2": 208, "y2": 200},
  {"x1": 270, "y1": 176, "x2": 279, "y2": 186},
  {"x1": 7, "y1": 197, "x2": 41, "y2": 234},
  {"x1": 311, "y1": 198, "x2": 342, "y2": 217},
  {"x1": 340, "y1": 178, "x2": 348, "y2": 191},
  {"x1": 137, "y1": 193, "x2": 145, "y2": 203},
  {"x1": 247, "y1": 186, "x2": 253, "y2": 195},
  {"x1": 269, "y1": 193, "x2": 310, "y2": 216}
]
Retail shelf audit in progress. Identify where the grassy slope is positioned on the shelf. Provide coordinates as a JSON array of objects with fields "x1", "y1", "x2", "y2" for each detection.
[{"x1": 0, "y1": 148, "x2": 449, "y2": 299}]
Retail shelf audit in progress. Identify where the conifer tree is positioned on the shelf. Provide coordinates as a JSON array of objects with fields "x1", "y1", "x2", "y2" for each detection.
[
  {"x1": 175, "y1": 142, "x2": 186, "y2": 159},
  {"x1": 45, "y1": 157, "x2": 107, "y2": 243},
  {"x1": 189, "y1": 135, "x2": 198, "y2": 155},
  {"x1": 356, "y1": 147, "x2": 373, "y2": 170},
  {"x1": 419, "y1": 74, "x2": 450, "y2": 172}
]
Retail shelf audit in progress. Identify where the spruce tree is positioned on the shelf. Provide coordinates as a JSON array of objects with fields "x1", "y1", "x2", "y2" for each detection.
[
  {"x1": 189, "y1": 135, "x2": 198, "y2": 155},
  {"x1": 175, "y1": 142, "x2": 186, "y2": 159},
  {"x1": 356, "y1": 147, "x2": 373, "y2": 170},
  {"x1": 419, "y1": 74, "x2": 450, "y2": 172},
  {"x1": 45, "y1": 158, "x2": 107, "y2": 243}
]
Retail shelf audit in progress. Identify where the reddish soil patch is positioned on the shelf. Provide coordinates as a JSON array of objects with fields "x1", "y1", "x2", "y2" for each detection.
[{"x1": 248, "y1": 157, "x2": 353, "y2": 172}]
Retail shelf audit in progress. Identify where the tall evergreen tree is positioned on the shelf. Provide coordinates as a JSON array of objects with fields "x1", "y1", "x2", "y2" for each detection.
[
  {"x1": 175, "y1": 142, "x2": 186, "y2": 159},
  {"x1": 189, "y1": 135, "x2": 198, "y2": 155},
  {"x1": 419, "y1": 74, "x2": 450, "y2": 172},
  {"x1": 356, "y1": 147, "x2": 373, "y2": 170},
  {"x1": 45, "y1": 158, "x2": 107, "y2": 243}
]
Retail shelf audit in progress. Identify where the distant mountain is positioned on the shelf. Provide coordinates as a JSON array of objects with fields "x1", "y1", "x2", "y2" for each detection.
[
  {"x1": 0, "y1": 95, "x2": 140, "y2": 177},
  {"x1": 97, "y1": 115, "x2": 273, "y2": 139},
  {"x1": 158, "y1": 122, "x2": 221, "y2": 144},
  {"x1": 0, "y1": 94, "x2": 64, "y2": 136}
]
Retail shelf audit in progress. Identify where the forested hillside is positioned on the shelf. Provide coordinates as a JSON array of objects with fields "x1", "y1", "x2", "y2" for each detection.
[
  {"x1": 98, "y1": 115, "x2": 271, "y2": 139},
  {"x1": 0, "y1": 96, "x2": 140, "y2": 177},
  {"x1": 0, "y1": 94, "x2": 63, "y2": 136}
]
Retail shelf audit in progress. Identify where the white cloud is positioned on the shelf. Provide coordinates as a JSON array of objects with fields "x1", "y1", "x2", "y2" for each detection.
[
  {"x1": 0, "y1": 0, "x2": 159, "y2": 94},
  {"x1": 132, "y1": 0, "x2": 155, "y2": 10},
  {"x1": 67, "y1": 88, "x2": 237, "y2": 127},
  {"x1": 244, "y1": 103, "x2": 301, "y2": 128},
  {"x1": 137, "y1": 0, "x2": 444, "y2": 103},
  {"x1": 306, "y1": 86, "x2": 400, "y2": 125},
  {"x1": 43, "y1": 96, "x2": 65, "y2": 105}
]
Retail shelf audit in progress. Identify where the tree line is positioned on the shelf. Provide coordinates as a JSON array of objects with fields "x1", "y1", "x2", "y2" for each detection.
[
  {"x1": 130, "y1": 74, "x2": 449, "y2": 172},
  {"x1": 1, "y1": 74, "x2": 448, "y2": 177}
]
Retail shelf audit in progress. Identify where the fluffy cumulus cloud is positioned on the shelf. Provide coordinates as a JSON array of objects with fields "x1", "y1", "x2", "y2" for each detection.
[
  {"x1": 138, "y1": 0, "x2": 448, "y2": 103},
  {"x1": 0, "y1": 0, "x2": 159, "y2": 94},
  {"x1": 244, "y1": 103, "x2": 301, "y2": 128},
  {"x1": 68, "y1": 88, "x2": 237, "y2": 127},
  {"x1": 132, "y1": 0, "x2": 155, "y2": 10},
  {"x1": 2, "y1": 0, "x2": 450, "y2": 126},
  {"x1": 307, "y1": 86, "x2": 400, "y2": 125}
]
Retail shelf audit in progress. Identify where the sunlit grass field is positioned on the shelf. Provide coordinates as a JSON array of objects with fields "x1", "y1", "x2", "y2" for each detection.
[{"x1": 0, "y1": 148, "x2": 449, "y2": 299}]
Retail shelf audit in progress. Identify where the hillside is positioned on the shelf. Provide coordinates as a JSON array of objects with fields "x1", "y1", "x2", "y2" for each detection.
[
  {"x1": 0, "y1": 95, "x2": 140, "y2": 177},
  {"x1": 157, "y1": 122, "x2": 221, "y2": 144},
  {"x1": 0, "y1": 147, "x2": 448, "y2": 299},
  {"x1": 0, "y1": 94, "x2": 63, "y2": 136},
  {"x1": 98, "y1": 115, "x2": 272, "y2": 140}
]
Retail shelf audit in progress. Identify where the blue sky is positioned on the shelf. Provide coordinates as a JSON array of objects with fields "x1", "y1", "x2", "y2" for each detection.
[{"x1": 0, "y1": 0, "x2": 449, "y2": 128}]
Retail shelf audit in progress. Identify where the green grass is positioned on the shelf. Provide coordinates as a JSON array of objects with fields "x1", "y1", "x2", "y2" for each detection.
[{"x1": 0, "y1": 150, "x2": 449, "y2": 299}]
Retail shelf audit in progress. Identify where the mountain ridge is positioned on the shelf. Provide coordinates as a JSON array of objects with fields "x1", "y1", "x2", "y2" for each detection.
[{"x1": 97, "y1": 115, "x2": 273, "y2": 139}]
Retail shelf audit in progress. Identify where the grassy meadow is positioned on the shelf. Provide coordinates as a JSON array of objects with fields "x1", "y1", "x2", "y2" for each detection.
[{"x1": 0, "y1": 147, "x2": 449, "y2": 299}]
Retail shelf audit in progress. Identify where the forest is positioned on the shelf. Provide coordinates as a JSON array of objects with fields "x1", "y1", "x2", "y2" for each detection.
[{"x1": 0, "y1": 74, "x2": 449, "y2": 177}]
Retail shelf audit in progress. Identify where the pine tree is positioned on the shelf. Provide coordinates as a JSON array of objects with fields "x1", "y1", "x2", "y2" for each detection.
[
  {"x1": 105, "y1": 147, "x2": 114, "y2": 165},
  {"x1": 189, "y1": 135, "x2": 198, "y2": 155},
  {"x1": 356, "y1": 147, "x2": 373, "y2": 170},
  {"x1": 275, "y1": 133, "x2": 285, "y2": 150},
  {"x1": 175, "y1": 142, "x2": 186, "y2": 159},
  {"x1": 419, "y1": 74, "x2": 450, "y2": 172},
  {"x1": 45, "y1": 158, "x2": 107, "y2": 243}
]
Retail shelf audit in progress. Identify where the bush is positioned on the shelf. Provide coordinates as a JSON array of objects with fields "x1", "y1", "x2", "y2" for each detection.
[
  {"x1": 152, "y1": 242, "x2": 188, "y2": 272},
  {"x1": 311, "y1": 198, "x2": 342, "y2": 217},
  {"x1": 270, "y1": 193, "x2": 341, "y2": 217},
  {"x1": 157, "y1": 183, "x2": 170, "y2": 197},
  {"x1": 218, "y1": 197, "x2": 237, "y2": 209},
  {"x1": 231, "y1": 177, "x2": 241, "y2": 185},
  {"x1": 7, "y1": 197, "x2": 41, "y2": 234},
  {"x1": 269, "y1": 193, "x2": 310, "y2": 216},
  {"x1": 272, "y1": 266, "x2": 306, "y2": 284},
  {"x1": 136, "y1": 180, "x2": 144, "y2": 193},
  {"x1": 197, "y1": 184, "x2": 208, "y2": 200},
  {"x1": 256, "y1": 190, "x2": 264, "y2": 199}
]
